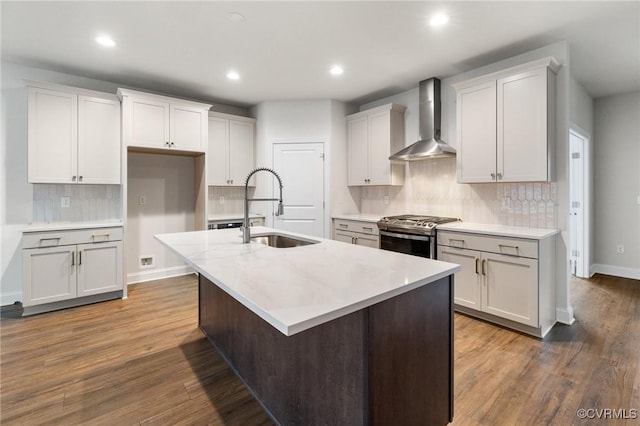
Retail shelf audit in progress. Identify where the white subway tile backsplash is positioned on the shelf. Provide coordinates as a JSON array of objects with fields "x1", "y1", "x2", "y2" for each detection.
[
  {"x1": 358, "y1": 159, "x2": 558, "y2": 229},
  {"x1": 32, "y1": 184, "x2": 122, "y2": 224}
]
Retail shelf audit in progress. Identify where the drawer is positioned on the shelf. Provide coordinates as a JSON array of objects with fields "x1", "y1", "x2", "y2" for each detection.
[
  {"x1": 23, "y1": 227, "x2": 124, "y2": 249},
  {"x1": 333, "y1": 219, "x2": 378, "y2": 235},
  {"x1": 438, "y1": 231, "x2": 538, "y2": 259}
]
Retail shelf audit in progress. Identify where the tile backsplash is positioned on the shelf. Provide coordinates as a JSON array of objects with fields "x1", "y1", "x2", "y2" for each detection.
[
  {"x1": 360, "y1": 158, "x2": 557, "y2": 229},
  {"x1": 32, "y1": 184, "x2": 122, "y2": 223},
  {"x1": 208, "y1": 186, "x2": 255, "y2": 217}
]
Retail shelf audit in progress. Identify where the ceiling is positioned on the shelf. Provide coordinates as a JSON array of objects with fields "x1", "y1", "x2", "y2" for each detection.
[{"x1": 2, "y1": 1, "x2": 639, "y2": 108}]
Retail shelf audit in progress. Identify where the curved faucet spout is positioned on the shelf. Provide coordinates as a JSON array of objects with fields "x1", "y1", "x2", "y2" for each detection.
[{"x1": 242, "y1": 167, "x2": 284, "y2": 243}]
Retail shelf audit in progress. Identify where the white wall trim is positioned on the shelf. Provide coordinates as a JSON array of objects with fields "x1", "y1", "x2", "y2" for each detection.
[
  {"x1": 591, "y1": 264, "x2": 640, "y2": 280},
  {"x1": 1, "y1": 291, "x2": 22, "y2": 307},
  {"x1": 126, "y1": 265, "x2": 194, "y2": 285},
  {"x1": 556, "y1": 307, "x2": 575, "y2": 325}
]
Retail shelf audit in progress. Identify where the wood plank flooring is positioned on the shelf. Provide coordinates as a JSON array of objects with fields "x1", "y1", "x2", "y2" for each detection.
[{"x1": 1, "y1": 273, "x2": 638, "y2": 425}]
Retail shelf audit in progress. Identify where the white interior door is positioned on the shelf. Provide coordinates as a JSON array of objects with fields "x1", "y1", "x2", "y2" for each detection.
[
  {"x1": 272, "y1": 142, "x2": 325, "y2": 237},
  {"x1": 569, "y1": 130, "x2": 586, "y2": 277}
]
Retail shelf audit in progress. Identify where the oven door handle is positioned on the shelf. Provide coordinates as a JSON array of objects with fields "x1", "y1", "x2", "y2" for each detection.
[{"x1": 380, "y1": 230, "x2": 431, "y2": 242}]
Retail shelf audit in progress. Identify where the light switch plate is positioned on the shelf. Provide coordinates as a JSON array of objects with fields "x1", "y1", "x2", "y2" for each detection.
[
  {"x1": 60, "y1": 197, "x2": 71, "y2": 208},
  {"x1": 383, "y1": 195, "x2": 390, "y2": 205}
]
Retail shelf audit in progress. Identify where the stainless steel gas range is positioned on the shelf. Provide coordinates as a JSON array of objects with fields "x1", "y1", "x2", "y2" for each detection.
[{"x1": 377, "y1": 214, "x2": 460, "y2": 259}]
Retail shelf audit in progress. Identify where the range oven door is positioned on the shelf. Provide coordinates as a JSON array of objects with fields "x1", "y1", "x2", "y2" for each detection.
[{"x1": 379, "y1": 230, "x2": 435, "y2": 259}]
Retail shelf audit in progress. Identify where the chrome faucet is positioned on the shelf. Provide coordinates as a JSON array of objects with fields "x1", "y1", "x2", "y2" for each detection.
[{"x1": 242, "y1": 167, "x2": 284, "y2": 243}]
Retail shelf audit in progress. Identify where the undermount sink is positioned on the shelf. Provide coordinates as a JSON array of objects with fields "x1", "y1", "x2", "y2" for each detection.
[{"x1": 250, "y1": 233, "x2": 319, "y2": 248}]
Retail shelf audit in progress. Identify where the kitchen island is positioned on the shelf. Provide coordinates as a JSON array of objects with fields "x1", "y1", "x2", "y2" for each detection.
[{"x1": 156, "y1": 227, "x2": 460, "y2": 425}]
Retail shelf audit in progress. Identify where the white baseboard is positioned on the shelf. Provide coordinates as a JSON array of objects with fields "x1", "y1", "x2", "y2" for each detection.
[
  {"x1": 556, "y1": 307, "x2": 575, "y2": 325},
  {"x1": 1, "y1": 291, "x2": 22, "y2": 307},
  {"x1": 127, "y1": 265, "x2": 194, "y2": 285},
  {"x1": 591, "y1": 264, "x2": 640, "y2": 280}
]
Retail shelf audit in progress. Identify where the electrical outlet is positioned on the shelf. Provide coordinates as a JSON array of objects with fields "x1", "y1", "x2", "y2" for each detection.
[
  {"x1": 219, "y1": 196, "x2": 225, "y2": 204},
  {"x1": 616, "y1": 245, "x2": 625, "y2": 254},
  {"x1": 139, "y1": 255, "x2": 155, "y2": 268},
  {"x1": 138, "y1": 195, "x2": 146, "y2": 205},
  {"x1": 60, "y1": 196, "x2": 71, "y2": 208},
  {"x1": 501, "y1": 197, "x2": 510, "y2": 209},
  {"x1": 383, "y1": 195, "x2": 390, "y2": 205}
]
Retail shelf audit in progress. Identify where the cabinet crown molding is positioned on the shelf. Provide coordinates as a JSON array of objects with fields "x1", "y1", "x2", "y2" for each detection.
[
  {"x1": 452, "y1": 56, "x2": 562, "y2": 91},
  {"x1": 347, "y1": 102, "x2": 407, "y2": 120},
  {"x1": 117, "y1": 88, "x2": 212, "y2": 111},
  {"x1": 25, "y1": 80, "x2": 118, "y2": 101},
  {"x1": 208, "y1": 111, "x2": 256, "y2": 123}
]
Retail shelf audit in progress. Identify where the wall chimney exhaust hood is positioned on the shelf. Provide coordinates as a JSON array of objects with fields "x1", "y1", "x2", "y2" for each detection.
[{"x1": 389, "y1": 78, "x2": 455, "y2": 161}]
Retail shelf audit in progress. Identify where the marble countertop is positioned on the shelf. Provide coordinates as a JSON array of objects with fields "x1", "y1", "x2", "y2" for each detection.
[
  {"x1": 208, "y1": 213, "x2": 264, "y2": 222},
  {"x1": 437, "y1": 222, "x2": 559, "y2": 240},
  {"x1": 23, "y1": 222, "x2": 124, "y2": 233},
  {"x1": 156, "y1": 226, "x2": 460, "y2": 336},
  {"x1": 331, "y1": 214, "x2": 382, "y2": 223}
]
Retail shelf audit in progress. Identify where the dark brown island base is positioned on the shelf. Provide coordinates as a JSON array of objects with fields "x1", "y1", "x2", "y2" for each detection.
[{"x1": 198, "y1": 273, "x2": 454, "y2": 425}]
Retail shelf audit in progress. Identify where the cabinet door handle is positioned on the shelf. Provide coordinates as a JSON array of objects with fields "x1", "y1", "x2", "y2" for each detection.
[
  {"x1": 78, "y1": 176, "x2": 83, "y2": 182},
  {"x1": 482, "y1": 259, "x2": 487, "y2": 276},
  {"x1": 475, "y1": 258, "x2": 479, "y2": 274},
  {"x1": 71, "y1": 251, "x2": 75, "y2": 266},
  {"x1": 72, "y1": 176, "x2": 77, "y2": 182},
  {"x1": 354, "y1": 237, "x2": 358, "y2": 244},
  {"x1": 170, "y1": 141, "x2": 175, "y2": 147},
  {"x1": 490, "y1": 172, "x2": 496, "y2": 180},
  {"x1": 497, "y1": 172, "x2": 502, "y2": 180},
  {"x1": 78, "y1": 251, "x2": 82, "y2": 265}
]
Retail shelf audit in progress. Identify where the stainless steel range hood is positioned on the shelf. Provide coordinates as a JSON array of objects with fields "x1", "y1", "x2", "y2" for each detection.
[{"x1": 389, "y1": 78, "x2": 456, "y2": 161}]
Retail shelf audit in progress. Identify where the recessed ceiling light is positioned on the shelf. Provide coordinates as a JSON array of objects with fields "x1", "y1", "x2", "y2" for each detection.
[
  {"x1": 330, "y1": 65, "x2": 344, "y2": 76},
  {"x1": 227, "y1": 71, "x2": 240, "y2": 80},
  {"x1": 429, "y1": 13, "x2": 450, "y2": 27},
  {"x1": 95, "y1": 35, "x2": 116, "y2": 48},
  {"x1": 229, "y1": 12, "x2": 245, "y2": 23}
]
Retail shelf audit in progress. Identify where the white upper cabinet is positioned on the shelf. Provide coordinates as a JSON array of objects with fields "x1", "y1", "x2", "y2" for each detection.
[
  {"x1": 453, "y1": 57, "x2": 560, "y2": 183},
  {"x1": 347, "y1": 103, "x2": 406, "y2": 186},
  {"x1": 118, "y1": 88, "x2": 211, "y2": 153},
  {"x1": 28, "y1": 83, "x2": 120, "y2": 184},
  {"x1": 207, "y1": 112, "x2": 256, "y2": 186}
]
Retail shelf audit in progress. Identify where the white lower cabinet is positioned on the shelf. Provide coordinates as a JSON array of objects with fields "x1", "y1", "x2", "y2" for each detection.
[
  {"x1": 22, "y1": 227, "x2": 123, "y2": 315},
  {"x1": 438, "y1": 230, "x2": 555, "y2": 337},
  {"x1": 333, "y1": 219, "x2": 379, "y2": 248}
]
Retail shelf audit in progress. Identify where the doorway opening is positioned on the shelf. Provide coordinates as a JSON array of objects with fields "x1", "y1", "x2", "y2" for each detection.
[{"x1": 569, "y1": 127, "x2": 591, "y2": 278}]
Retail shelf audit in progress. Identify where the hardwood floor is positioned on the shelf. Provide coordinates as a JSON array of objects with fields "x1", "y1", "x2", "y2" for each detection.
[{"x1": 1, "y1": 273, "x2": 638, "y2": 425}]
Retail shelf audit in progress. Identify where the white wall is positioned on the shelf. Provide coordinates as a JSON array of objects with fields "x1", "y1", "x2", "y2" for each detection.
[
  {"x1": 126, "y1": 152, "x2": 196, "y2": 283},
  {"x1": 251, "y1": 99, "x2": 358, "y2": 237},
  {"x1": 592, "y1": 91, "x2": 640, "y2": 279}
]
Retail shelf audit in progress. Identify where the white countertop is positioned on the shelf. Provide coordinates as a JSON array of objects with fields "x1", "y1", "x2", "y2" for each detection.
[
  {"x1": 22, "y1": 222, "x2": 124, "y2": 233},
  {"x1": 332, "y1": 214, "x2": 381, "y2": 223},
  {"x1": 437, "y1": 222, "x2": 559, "y2": 240},
  {"x1": 156, "y1": 226, "x2": 460, "y2": 336},
  {"x1": 208, "y1": 213, "x2": 264, "y2": 222}
]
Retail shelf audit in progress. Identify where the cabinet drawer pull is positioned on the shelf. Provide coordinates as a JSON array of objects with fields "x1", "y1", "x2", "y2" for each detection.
[
  {"x1": 92, "y1": 233, "x2": 110, "y2": 239},
  {"x1": 475, "y1": 258, "x2": 479, "y2": 274},
  {"x1": 498, "y1": 244, "x2": 519, "y2": 250},
  {"x1": 339, "y1": 223, "x2": 348, "y2": 228},
  {"x1": 449, "y1": 238, "x2": 465, "y2": 245},
  {"x1": 362, "y1": 226, "x2": 373, "y2": 231},
  {"x1": 40, "y1": 237, "x2": 61, "y2": 243}
]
